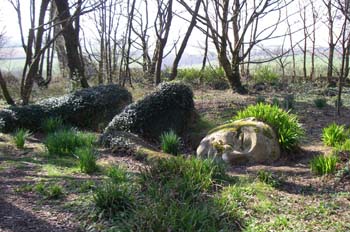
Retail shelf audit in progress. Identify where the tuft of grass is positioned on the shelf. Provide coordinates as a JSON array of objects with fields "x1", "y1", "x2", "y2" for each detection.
[
  {"x1": 140, "y1": 157, "x2": 228, "y2": 199},
  {"x1": 271, "y1": 97, "x2": 280, "y2": 107},
  {"x1": 310, "y1": 154, "x2": 338, "y2": 175},
  {"x1": 160, "y1": 130, "x2": 181, "y2": 155},
  {"x1": 41, "y1": 117, "x2": 64, "y2": 133},
  {"x1": 114, "y1": 156, "x2": 239, "y2": 231},
  {"x1": 314, "y1": 98, "x2": 327, "y2": 109},
  {"x1": 257, "y1": 170, "x2": 281, "y2": 187},
  {"x1": 13, "y1": 128, "x2": 31, "y2": 149},
  {"x1": 44, "y1": 128, "x2": 96, "y2": 156},
  {"x1": 76, "y1": 147, "x2": 98, "y2": 174},
  {"x1": 234, "y1": 103, "x2": 304, "y2": 151},
  {"x1": 322, "y1": 123, "x2": 347, "y2": 147},
  {"x1": 106, "y1": 166, "x2": 129, "y2": 183},
  {"x1": 34, "y1": 182, "x2": 64, "y2": 199},
  {"x1": 282, "y1": 94, "x2": 295, "y2": 110},
  {"x1": 256, "y1": 95, "x2": 266, "y2": 104},
  {"x1": 47, "y1": 184, "x2": 64, "y2": 199},
  {"x1": 93, "y1": 180, "x2": 134, "y2": 216}
]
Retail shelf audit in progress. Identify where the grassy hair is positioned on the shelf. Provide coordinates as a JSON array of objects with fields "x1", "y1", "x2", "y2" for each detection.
[
  {"x1": 233, "y1": 103, "x2": 304, "y2": 151},
  {"x1": 13, "y1": 128, "x2": 31, "y2": 149},
  {"x1": 160, "y1": 130, "x2": 181, "y2": 155}
]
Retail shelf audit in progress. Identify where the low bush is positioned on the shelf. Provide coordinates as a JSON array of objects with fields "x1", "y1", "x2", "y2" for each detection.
[
  {"x1": 160, "y1": 130, "x2": 181, "y2": 155},
  {"x1": 322, "y1": 123, "x2": 347, "y2": 147},
  {"x1": 310, "y1": 154, "x2": 338, "y2": 175},
  {"x1": 76, "y1": 147, "x2": 98, "y2": 174},
  {"x1": 13, "y1": 128, "x2": 31, "y2": 149},
  {"x1": 41, "y1": 117, "x2": 64, "y2": 133},
  {"x1": 234, "y1": 103, "x2": 304, "y2": 151},
  {"x1": 44, "y1": 129, "x2": 96, "y2": 156},
  {"x1": 314, "y1": 98, "x2": 327, "y2": 109},
  {"x1": 253, "y1": 66, "x2": 279, "y2": 85}
]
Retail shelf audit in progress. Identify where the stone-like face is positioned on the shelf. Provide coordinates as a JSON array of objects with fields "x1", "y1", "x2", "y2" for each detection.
[{"x1": 196, "y1": 118, "x2": 280, "y2": 165}]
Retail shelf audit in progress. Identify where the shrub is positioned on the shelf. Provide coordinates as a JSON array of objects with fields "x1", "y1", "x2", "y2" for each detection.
[
  {"x1": 253, "y1": 66, "x2": 279, "y2": 85},
  {"x1": 322, "y1": 123, "x2": 347, "y2": 147},
  {"x1": 0, "y1": 85, "x2": 132, "y2": 133},
  {"x1": 93, "y1": 180, "x2": 134, "y2": 215},
  {"x1": 101, "y1": 82, "x2": 195, "y2": 146},
  {"x1": 310, "y1": 154, "x2": 338, "y2": 175},
  {"x1": 314, "y1": 98, "x2": 327, "y2": 109},
  {"x1": 160, "y1": 130, "x2": 181, "y2": 155},
  {"x1": 44, "y1": 128, "x2": 96, "y2": 156},
  {"x1": 41, "y1": 117, "x2": 64, "y2": 133},
  {"x1": 13, "y1": 128, "x2": 31, "y2": 149},
  {"x1": 76, "y1": 147, "x2": 98, "y2": 174},
  {"x1": 233, "y1": 103, "x2": 304, "y2": 151}
]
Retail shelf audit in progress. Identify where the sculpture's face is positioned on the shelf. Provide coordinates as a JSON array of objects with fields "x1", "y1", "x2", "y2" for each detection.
[{"x1": 197, "y1": 118, "x2": 280, "y2": 165}]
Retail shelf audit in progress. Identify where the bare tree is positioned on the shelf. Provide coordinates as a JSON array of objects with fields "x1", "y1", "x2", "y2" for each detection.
[
  {"x1": 309, "y1": 0, "x2": 318, "y2": 81},
  {"x1": 169, "y1": 0, "x2": 201, "y2": 80},
  {"x1": 285, "y1": 1, "x2": 296, "y2": 82},
  {"x1": 335, "y1": 0, "x2": 350, "y2": 115},
  {"x1": 0, "y1": 24, "x2": 15, "y2": 105},
  {"x1": 182, "y1": 0, "x2": 291, "y2": 93},
  {"x1": 54, "y1": 0, "x2": 90, "y2": 88},
  {"x1": 298, "y1": 0, "x2": 308, "y2": 80},
  {"x1": 154, "y1": 0, "x2": 174, "y2": 85}
]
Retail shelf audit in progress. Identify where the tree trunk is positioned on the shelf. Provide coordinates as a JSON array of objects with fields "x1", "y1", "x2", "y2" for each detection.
[
  {"x1": 54, "y1": 0, "x2": 89, "y2": 88},
  {"x1": 0, "y1": 71, "x2": 15, "y2": 106},
  {"x1": 169, "y1": 0, "x2": 201, "y2": 80}
]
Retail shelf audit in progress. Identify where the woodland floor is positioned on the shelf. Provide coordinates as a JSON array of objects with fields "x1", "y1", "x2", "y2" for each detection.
[{"x1": 1, "y1": 83, "x2": 350, "y2": 231}]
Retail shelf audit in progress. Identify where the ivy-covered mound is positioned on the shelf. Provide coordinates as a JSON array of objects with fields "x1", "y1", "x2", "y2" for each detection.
[
  {"x1": 101, "y1": 82, "x2": 195, "y2": 146},
  {"x1": 0, "y1": 85, "x2": 132, "y2": 132}
]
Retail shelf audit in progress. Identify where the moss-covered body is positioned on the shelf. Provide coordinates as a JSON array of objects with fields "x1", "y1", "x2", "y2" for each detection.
[
  {"x1": 0, "y1": 85, "x2": 132, "y2": 132},
  {"x1": 101, "y1": 82, "x2": 195, "y2": 146}
]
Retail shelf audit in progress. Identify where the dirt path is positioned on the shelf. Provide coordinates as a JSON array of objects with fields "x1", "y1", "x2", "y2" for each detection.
[{"x1": 0, "y1": 155, "x2": 80, "y2": 232}]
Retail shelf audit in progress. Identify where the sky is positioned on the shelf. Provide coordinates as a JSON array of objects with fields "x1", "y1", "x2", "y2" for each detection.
[{"x1": 0, "y1": 0, "x2": 339, "y2": 62}]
